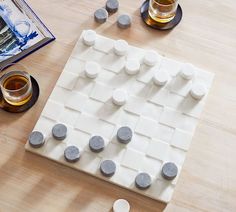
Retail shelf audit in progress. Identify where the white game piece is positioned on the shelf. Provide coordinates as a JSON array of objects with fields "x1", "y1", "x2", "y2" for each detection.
[
  {"x1": 112, "y1": 89, "x2": 127, "y2": 106},
  {"x1": 113, "y1": 199, "x2": 130, "y2": 212},
  {"x1": 190, "y1": 83, "x2": 207, "y2": 100},
  {"x1": 180, "y1": 63, "x2": 195, "y2": 80},
  {"x1": 143, "y1": 50, "x2": 159, "y2": 66},
  {"x1": 125, "y1": 59, "x2": 140, "y2": 75},
  {"x1": 83, "y1": 30, "x2": 97, "y2": 46},
  {"x1": 153, "y1": 71, "x2": 169, "y2": 86},
  {"x1": 114, "y1": 40, "x2": 129, "y2": 56},
  {"x1": 85, "y1": 61, "x2": 100, "y2": 78}
]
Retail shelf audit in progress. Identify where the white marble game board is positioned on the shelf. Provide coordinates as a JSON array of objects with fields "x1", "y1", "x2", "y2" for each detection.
[{"x1": 25, "y1": 30, "x2": 214, "y2": 203}]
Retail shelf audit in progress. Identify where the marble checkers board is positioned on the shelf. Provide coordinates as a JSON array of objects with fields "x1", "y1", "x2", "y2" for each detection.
[{"x1": 25, "y1": 30, "x2": 214, "y2": 203}]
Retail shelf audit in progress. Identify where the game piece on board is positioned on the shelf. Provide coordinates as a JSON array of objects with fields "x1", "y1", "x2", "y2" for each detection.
[
  {"x1": 113, "y1": 199, "x2": 130, "y2": 212},
  {"x1": 161, "y1": 162, "x2": 178, "y2": 180},
  {"x1": 83, "y1": 30, "x2": 97, "y2": 46},
  {"x1": 64, "y1": 146, "x2": 80, "y2": 163},
  {"x1": 117, "y1": 14, "x2": 132, "y2": 29},
  {"x1": 153, "y1": 70, "x2": 169, "y2": 86},
  {"x1": 190, "y1": 83, "x2": 207, "y2": 100},
  {"x1": 52, "y1": 123, "x2": 67, "y2": 140},
  {"x1": 143, "y1": 50, "x2": 159, "y2": 66},
  {"x1": 29, "y1": 131, "x2": 45, "y2": 148},
  {"x1": 135, "y1": 172, "x2": 152, "y2": 189},
  {"x1": 85, "y1": 61, "x2": 100, "y2": 79},
  {"x1": 180, "y1": 63, "x2": 195, "y2": 80},
  {"x1": 100, "y1": 160, "x2": 116, "y2": 177},
  {"x1": 125, "y1": 59, "x2": 140, "y2": 75},
  {"x1": 112, "y1": 89, "x2": 127, "y2": 106},
  {"x1": 113, "y1": 40, "x2": 129, "y2": 56},
  {"x1": 89, "y1": 135, "x2": 105, "y2": 152},
  {"x1": 117, "y1": 126, "x2": 132, "y2": 144},
  {"x1": 106, "y1": 0, "x2": 119, "y2": 13},
  {"x1": 94, "y1": 8, "x2": 108, "y2": 24}
]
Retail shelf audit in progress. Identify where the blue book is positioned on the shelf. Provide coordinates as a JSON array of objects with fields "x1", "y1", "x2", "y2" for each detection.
[{"x1": 0, "y1": 0, "x2": 55, "y2": 70}]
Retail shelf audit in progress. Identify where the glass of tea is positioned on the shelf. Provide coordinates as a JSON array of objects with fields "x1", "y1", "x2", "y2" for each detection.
[
  {"x1": 149, "y1": 0, "x2": 179, "y2": 23},
  {"x1": 0, "y1": 64, "x2": 33, "y2": 106}
]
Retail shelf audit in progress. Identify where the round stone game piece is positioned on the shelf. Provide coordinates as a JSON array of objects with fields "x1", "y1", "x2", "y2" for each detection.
[
  {"x1": 135, "y1": 173, "x2": 152, "y2": 190},
  {"x1": 153, "y1": 71, "x2": 169, "y2": 86},
  {"x1": 112, "y1": 89, "x2": 127, "y2": 106},
  {"x1": 94, "y1": 8, "x2": 108, "y2": 24},
  {"x1": 52, "y1": 123, "x2": 67, "y2": 140},
  {"x1": 85, "y1": 61, "x2": 100, "y2": 79},
  {"x1": 180, "y1": 63, "x2": 195, "y2": 80},
  {"x1": 64, "y1": 146, "x2": 80, "y2": 163},
  {"x1": 117, "y1": 14, "x2": 132, "y2": 29},
  {"x1": 117, "y1": 126, "x2": 132, "y2": 144},
  {"x1": 113, "y1": 40, "x2": 129, "y2": 56},
  {"x1": 143, "y1": 50, "x2": 159, "y2": 66},
  {"x1": 190, "y1": 83, "x2": 207, "y2": 100},
  {"x1": 83, "y1": 30, "x2": 97, "y2": 46},
  {"x1": 106, "y1": 0, "x2": 119, "y2": 13},
  {"x1": 113, "y1": 199, "x2": 130, "y2": 212},
  {"x1": 125, "y1": 59, "x2": 140, "y2": 75},
  {"x1": 29, "y1": 131, "x2": 45, "y2": 148},
  {"x1": 161, "y1": 162, "x2": 178, "y2": 181},
  {"x1": 100, "y1": 160, "x2": 116, "y2": 177},
  {"x1": 89, "y1": 136, "x2": 105, "y2": 153}
]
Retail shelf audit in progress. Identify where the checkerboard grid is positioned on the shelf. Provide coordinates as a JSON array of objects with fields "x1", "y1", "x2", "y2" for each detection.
[{"x1": 25, "y1": 31, "x2": 214, "y2": 203}]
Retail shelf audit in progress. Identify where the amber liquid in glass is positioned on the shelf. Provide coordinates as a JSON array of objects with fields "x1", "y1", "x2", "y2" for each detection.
[
  {"x1": 3, "y1": 75, "x2": 32, "y2": 106},
  {"x1": 149, "y1": 0, "x2": 177, "y2": 23}
]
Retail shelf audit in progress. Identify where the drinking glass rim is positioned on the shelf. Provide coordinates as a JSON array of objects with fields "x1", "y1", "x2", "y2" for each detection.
[
  {"x1": 0, "y1": 70, "x2": 31, "y2": 93},
  {"x1": 150, "y1": 0, "x2": 178, "y2": 7}
]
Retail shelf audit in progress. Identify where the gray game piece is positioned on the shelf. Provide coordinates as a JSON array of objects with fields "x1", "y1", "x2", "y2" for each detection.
[
  {"x1": 161, "y1": 162, "x2": 178, "y2": 180},
  {"x1": 52, "y1": 124, "x2": 67, "y2": 140},
  {"x1": 106, "y1": 0, "x2": 119, "y2": 13},
  {"x1": 29, "y1": 131, "x2": 45, "y2": 148},
  {"x1": 64, "y1": 146, "x2": 80, "y2": 163},
  {"x1": 89, "y1": 136, "x2": 105, "y2": 153},
  {"x1": 135, "y1": 173, "x2": 152, "y2": 190},
  {"x1": 117, "y1": 126, "x2": 132, "y2": 144},
  {"x1": 117, "y1": 14, "x2": 131, "y2": 29},
  {"x1": 100, "y1": 160, "x2": 116, "y2": 177},
  {"x1": 94, "y1": 8, "x2": 108, "y2": 24}
]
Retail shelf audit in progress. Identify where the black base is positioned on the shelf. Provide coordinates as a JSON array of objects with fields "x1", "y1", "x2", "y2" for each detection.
[
  {"x1": 0, "y1": 76, "x2": 40, "y2": 113},
  {"x1": 140, "y1": 0, "x2": 183, "y2": 31}
]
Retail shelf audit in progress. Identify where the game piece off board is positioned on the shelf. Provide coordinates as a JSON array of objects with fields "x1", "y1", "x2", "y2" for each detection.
[{"x1": 25, "y1": 30, "x2": 214, "y2": 203}]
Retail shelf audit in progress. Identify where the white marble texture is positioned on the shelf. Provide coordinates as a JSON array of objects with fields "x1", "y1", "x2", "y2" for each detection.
[{"x1": 25, "y1": 30, "x2": 214, "y2": 203}]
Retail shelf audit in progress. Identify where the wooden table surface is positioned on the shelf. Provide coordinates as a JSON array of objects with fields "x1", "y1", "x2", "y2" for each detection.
[{"x1": 1, "y1": 0, "x2": 236, "y2": 211}]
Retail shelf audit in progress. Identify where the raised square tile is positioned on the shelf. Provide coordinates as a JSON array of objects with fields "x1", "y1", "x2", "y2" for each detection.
[
  {"x1": 146, "y1": 139, "x2": 170, "y2": 161},
  {"x1": 121, "y1": 148, "x2": 145, "y2": 171},
  {"x1": 59, "y1": 108, "x2": 80, "y2": 127},
  {"x1": 42, "y1": 100, "x2": 64, "y2": 121},
  {"x1": 74, "y1": 77, "x2": 95, "y2": 96},
  {"x1": 140, "y1": 156, "x2": 163, "y2": 177},
  {"x1": 64, "y1": 58, "x2": 85, "y2": 75},
  {"x1": 171, "y1": 129, "x2": 193, "y2": 151},
  {"x1": 135, "y1": 117, "x2": 158, "y2": 138},
  {"x1": 57, "y1": 71, "x2": 78, "y2": 90},
  {"x1": 90, "y1": 83, "x2": 113, "y2": 102},
  {"x1": 141, "y1": 102, "x2": 163, "y2": 121},
  {"x1": 65, "y1": 91, "x2": 88, "y2": 112}
]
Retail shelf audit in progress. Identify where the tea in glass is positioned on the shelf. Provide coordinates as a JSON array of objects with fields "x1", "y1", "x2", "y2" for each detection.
[
  {"x1": 149, "y1": 0, "x2": 178, "y2": 23},
  {"x1": 0, "y1": 70, "x2": 32, "y2": 106}
]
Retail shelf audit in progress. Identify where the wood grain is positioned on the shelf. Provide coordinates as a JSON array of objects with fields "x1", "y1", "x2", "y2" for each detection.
[{"x1": 0, "y1": 0, "x2": 236, "y2": 211}]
